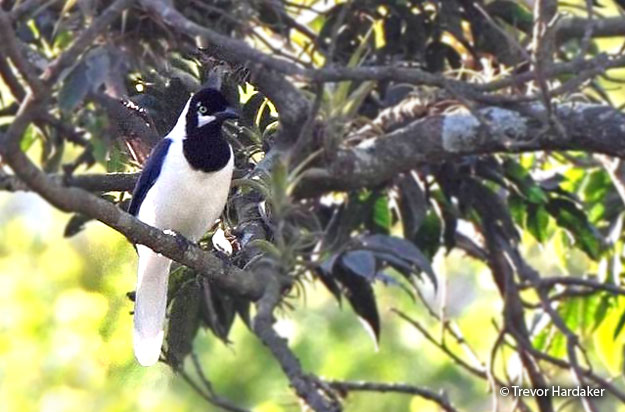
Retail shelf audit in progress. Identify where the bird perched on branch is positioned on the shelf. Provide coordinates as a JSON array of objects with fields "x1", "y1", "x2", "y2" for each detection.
[{"x1": 127, "y1": 87, "x2": 239, "y2": 366}]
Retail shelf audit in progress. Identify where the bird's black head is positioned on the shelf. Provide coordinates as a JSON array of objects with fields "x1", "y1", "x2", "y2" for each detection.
[
  {"x1": 181, "y1": 88, "x2": 238, "y2": 172},
  {"x1": 185, "y1": 88, "x2": 239, "y2": 135}
]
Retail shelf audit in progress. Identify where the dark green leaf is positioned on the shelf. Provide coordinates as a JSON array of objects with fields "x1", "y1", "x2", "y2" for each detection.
[
  {"x1": 64, "y1": 213, "x2": 92, "y2": 237},
  {"x1": 241, "y1": 92, "x2": 266, "y2": 127},
  {"x1": 316, "y1": 264, "x2": 343, "y2": 303},
  {"x1": 415, "y1": 210, "x2": 443, "y2": 258},
  {"x1": 167, "y1": 267, "x2": 196, "y2": 303},
  {"x1": 546, "y1": 198, "x2": 603, "y2": 260},
  {"x1": 397, "y1": 173, "x2": 428, "y2": 239},
  {"x1": 475, "y1": 157, "x2": 506, "y2": 187},
  {"x1": 503, "y1": 159, "x2": 548, "y2": 204},
  {"x1": 592, "y1": 294, "x2": 612, "y2": 332},
  {"x1": 372, "y1": 195, "x2": 391, "y2": 232},
  {"x1": 166, "y1": 280, "x2": 202, "y2": 369},
  {"x1": 425, "y1": 41, "x2": 462, "y2": 72},
  {"x1": 258, "y1": 108, "x2": 276, "y2": 134},
  {"x1": 233, "y1": 296, "x2": 252, "y2": 329},
  {"x1": 84, "y1": 48, "x2": 111, "y2": 89},
  {"x1": 463, "y1": 178, "x2": 519, "y2": 241},
  {"x1": 508, "y1": 193, "x2": 526, "y2": 225},
  {"x1": 613, "y1": 307, "x2": 625, "y2": 340},
  {"x1": 375, "y1": 271, "x2": 415, "y2": 300},
  {"x1": 334, "y1": 266, "x2": 380, "y2": 343},
  {"x1": 361, "y1": 234, "x2": 437, "y2": 288},
  {"x1": 200, "y1": 280, "x2": 236, "y2": 342},
  {"x1": 59, "y1": 62, "x2": 89, "y2": 112},
  {"x1": 486, "y1": 0, "x2": 533, "y2": 33},
  {"x1": 583, "y1": 170, "x2": 611, "y2": 204},
  {"x1": 341, "y1": 250, "x2": 376, "y2": 280},
  {"x1": 526, "y1": 204, "x2": 550, "y2": 243},
  {"x1": 373, "y1": 251, "x2": 413, "y2": 275},
  {"x1": 612, "y1": 310, "x2": 625, "y2": 339},
  {"x1": 58, "y1": 49, "x2": 110, "y2": 113}
]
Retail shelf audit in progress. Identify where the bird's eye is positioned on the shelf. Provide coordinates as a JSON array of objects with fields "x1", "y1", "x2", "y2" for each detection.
[{"x1": 198, "y1": 106, "x2": 208, "y2": 114}]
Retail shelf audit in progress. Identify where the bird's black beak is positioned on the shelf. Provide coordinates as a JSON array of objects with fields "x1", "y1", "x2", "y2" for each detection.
[{"x1": 215, "y1": 107, "x2": 240, "y2": 122}]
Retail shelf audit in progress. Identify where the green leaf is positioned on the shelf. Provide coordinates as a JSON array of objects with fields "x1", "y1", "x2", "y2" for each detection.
[
  {"x1": 397, "y1": 173, "x2": 428, "y2": 239},
  {"x1": 241, "y1": 92, "x2": 266, "y2": 127},
  {"x1": 107, "y1": 145, "x2": 127, "y2": 172},
  {"x1": 526, "y1": 204, "x2": 550, "y2": 243},
  {"x1": 546, "y1": 198, "x2": 603, "y2": 260},
  {"x1": 415, "y1": 211, "x2": 442, "y2": 258},
  {"x1": 372, "y1": 195, "x2": 391, "y2": 232},
  {"x1": 58, "y1": 61, "x2": 90, "y2": 112},
  {"x1": 560, "y1": 298, "x2": 582, "y2": 331},
  {"x1": 486, "y1": 0, "x2": 533, "y2": 33},
  {"x1": 592, "y1": 294, "x2": 612, "y2": 332},
  {"x1": 533, "y1": 324, "x2": 552, "y2": 352},
  {"x1": 20, "y1": 125, "x2": 39, "y2": 152},
  {"x1": 246, "y1": 239, "x2": 281, "y2": 258},
  {"x1": 90, "y1": 138, "x2": 108, "y2": 165},
  {"x1": 341, "y1": 250, "x2": 376, "y2": 280},
  {"x1": 316, "y1": 259, "x2": 343, "y2": 304},
  {"x1": 526, "y1": 185, "x2": 549, "y2": 204},
  {"x1": 333, "y1": 266, "x2": 380, "y2": 345},
  {"x1": 200, "y1": 281, "x2": 237, "y2": 342},
  {"x1": 58, "y1": 48, "x2": 110, "y2": 113},
  {"x1": 582, "y1": 170, "x2": 611, "y2": 204},
  {"x1": 613, "y1": 307, "x2": 625, "y2": 340},
  {"x1": 508, "y1": 193, "x2": 526, "y2": 226},
  {"x1": 503, "y1": 159, "x2": 548, "y2": 204},
  {"x1": 341, "y1": 81, "x2": 375, "y2": 118},
  {"x1": 361, "y1": 234, "x2": 437, "y2": 289},
  {"x1": 332, "y1": 25, "x2": 373, "y2": 110},
  {"x1": 271, "y1": 160, "x2": 288, "y2": 213},
  {"x1": 167, "y1": 267, "x2": 196, "y2": 303},
  {"x1": 166, "y1": 279, "x2": 202, "y2": 369},
  {"x1": 64, "y1": 213, "x2": 92, "y2": 237}
]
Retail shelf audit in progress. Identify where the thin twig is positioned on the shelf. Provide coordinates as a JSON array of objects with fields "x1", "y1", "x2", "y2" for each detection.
[{"x1": 325, "y1": 380, "x2": 459, "y2": 412}]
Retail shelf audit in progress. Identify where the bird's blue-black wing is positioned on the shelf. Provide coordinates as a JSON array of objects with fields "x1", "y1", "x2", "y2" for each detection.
[{"x1": 128, "y1": 138, "x2": 173, "y2": 216}]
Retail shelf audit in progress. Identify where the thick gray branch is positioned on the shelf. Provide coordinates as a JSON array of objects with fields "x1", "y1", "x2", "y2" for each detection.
[
  {"x1": 252, "y1": 264, "x2": 342, "y2": 412},
  {"x1": 557, "y1": 16, "x2": 625, "y2": 40},
  {"x1": 1, "y1": 144, "x2": 264, "y2": 299},
  {"x1": 295, "y1": 103, "x2": 625, "y2": 197}
]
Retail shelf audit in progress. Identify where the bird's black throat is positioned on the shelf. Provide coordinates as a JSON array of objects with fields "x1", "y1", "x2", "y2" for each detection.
[{"x1": 182, "y1": 122, "x2": 231, "y2": 172}]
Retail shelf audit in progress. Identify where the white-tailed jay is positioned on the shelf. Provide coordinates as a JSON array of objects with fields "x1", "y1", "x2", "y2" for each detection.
[{"x1": 127, "y1": 87, "x2": 238, "y2": 366}]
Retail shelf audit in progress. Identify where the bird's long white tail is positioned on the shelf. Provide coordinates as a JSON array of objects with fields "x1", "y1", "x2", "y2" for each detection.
[{"x1": 134, "y1": 245, "x2": 172, "y2": 366}]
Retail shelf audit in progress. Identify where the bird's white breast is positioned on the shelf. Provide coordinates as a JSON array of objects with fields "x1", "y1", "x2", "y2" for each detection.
[{"x1": 137, "y1": 138, "x2": 234, "y2": 241}]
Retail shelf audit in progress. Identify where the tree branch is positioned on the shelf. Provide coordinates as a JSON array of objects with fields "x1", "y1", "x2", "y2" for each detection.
[
  {"x1": 41, "y1": 0, "x2": 135, "y2": 86},
  {"x1": 326, "y1": 380, "x2": 459, "y2": 412},
  {"x1": 251, "y1": 264, "x2": 341, "y2": 412},
  {"x1": 556, "y1": 16, "x2": 625, "y2": 41},
  {"x1": 0, "y1": 8, "x2": 44, "y2": 95},
  {"x1": 294, "y1": 103, "x2": 625, "y2": 197},
  {"x1": 0, "y1": 0, "x2": 263, "y2": 303}
]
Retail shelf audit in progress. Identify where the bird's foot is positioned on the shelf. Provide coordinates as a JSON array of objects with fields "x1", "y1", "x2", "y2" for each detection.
[{"x1": 224, "y1": 227, "x2": 241, "y2": 253}]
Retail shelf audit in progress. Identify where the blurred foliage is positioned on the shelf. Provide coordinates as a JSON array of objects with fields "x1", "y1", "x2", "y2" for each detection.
[
  {"x1": 0, "y1": 193, "x2": 497, "y2": 411},
  {"x1": 2, "y1": 0, "x2": 625, "y2": 411}
]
